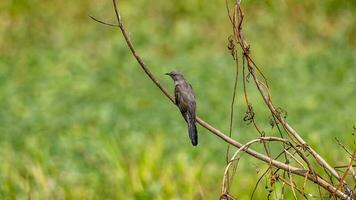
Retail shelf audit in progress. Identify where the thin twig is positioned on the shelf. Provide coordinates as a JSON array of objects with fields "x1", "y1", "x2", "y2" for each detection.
[
  {"x1": 89, "y1": 15, "x2": 119, "y2": 27},
  {"x1": 331, "y1": 149, "x2": 356, "y2": 198},
  {"x1": 225, "y1": 42, "x2": 239, "y2": 192},
  {"x1": 288, "y1": 171, "x2": 298, "y2": 200},
  {"x1": 284, "y1": 149, "x2": 306, "y2": 169},
  {"x1": 250, "y1": 147, "x2": 292, "y2": 199},
  {"x1": 222, "y1": 137, "x2": 290, "y2": 194},
  {"x1": 335, "y1": 137, "x2": 353, "y2": 157},
  {"x1": 278, "y1": 176, "x2": 310, "y2": 199},
  {"x1": 335, "y1": 165, "x2": 356, "y2": 169}
]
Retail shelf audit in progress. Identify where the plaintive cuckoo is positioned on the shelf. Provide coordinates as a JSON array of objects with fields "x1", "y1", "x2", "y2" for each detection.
[{"x1": 166, "y1": 71, "x2": 198, "y2": 146}]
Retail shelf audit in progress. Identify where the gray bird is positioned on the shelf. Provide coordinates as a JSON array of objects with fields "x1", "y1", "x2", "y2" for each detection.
[{"x1": 166, "y1": 71, "x2": 198, "y2": 146}]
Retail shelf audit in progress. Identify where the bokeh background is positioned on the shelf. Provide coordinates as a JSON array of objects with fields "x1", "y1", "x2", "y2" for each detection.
[{"x1": 0, "y1": 0, "x2": 355, "y2": 199}]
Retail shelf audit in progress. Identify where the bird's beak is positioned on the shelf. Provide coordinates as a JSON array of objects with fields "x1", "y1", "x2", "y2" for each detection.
[{"x1": 165, "y1": 72, "x2": 171, "y2": 76}]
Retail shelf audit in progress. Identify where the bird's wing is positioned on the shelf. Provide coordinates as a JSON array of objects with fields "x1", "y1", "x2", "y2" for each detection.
[
  {"x1": 174, "y1": 85, "x2": 179, "y2": 105},
  {"x1": 175, "y1": 84, "x2": 188, "y2": 113}
]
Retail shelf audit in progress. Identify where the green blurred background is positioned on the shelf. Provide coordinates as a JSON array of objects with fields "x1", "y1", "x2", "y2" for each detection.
[{"x1": 0, "y1": 0, "x2": 355, "y2": 199}]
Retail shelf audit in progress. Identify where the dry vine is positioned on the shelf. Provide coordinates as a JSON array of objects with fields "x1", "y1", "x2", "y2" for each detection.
[{"x1": 91, "y1": 0, "x2": 356, "y2": 199}]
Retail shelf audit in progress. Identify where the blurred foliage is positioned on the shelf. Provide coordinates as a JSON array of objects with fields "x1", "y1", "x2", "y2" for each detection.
[{"x1": 0, "y1": 0, "x2": 355, "y2": 199}]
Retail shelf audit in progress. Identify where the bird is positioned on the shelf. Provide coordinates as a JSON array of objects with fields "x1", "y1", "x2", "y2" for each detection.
[{"x1": 166, "y1": 71, "x2": 198, "y2": 146}]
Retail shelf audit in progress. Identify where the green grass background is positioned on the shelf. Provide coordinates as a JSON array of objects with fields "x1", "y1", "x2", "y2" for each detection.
[{"x1": 0, "y1": 0, "x2": 355, "y2": 199}]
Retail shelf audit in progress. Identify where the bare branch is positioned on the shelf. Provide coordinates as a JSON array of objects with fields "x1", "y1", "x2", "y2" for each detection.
[
  {"x1": 278, "y1": 176, "x2": 310, "y2": 199},
  {"x1": 331, "y1": 149, "x2": 356, "y2": 198},
  {"x1": 222, "y1": 137, "x2": 289, "y2": 194},
  {"x1": 106, "y1": 0, "x2": 351, "y2": 199},
  {"x1": 335, "y1": 137, "x2": 353, "y2": 157},
  {"x1": 89, "y1": 15, "x2": 119, "y2": 27},
  {"x1": 225, "y1": 36, "x2": 239, "y2": 192},
  {"x1": 231, "y1": 1, "x2": 351, "y2": 194}
]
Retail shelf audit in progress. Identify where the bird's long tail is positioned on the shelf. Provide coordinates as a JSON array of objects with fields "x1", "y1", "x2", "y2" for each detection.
[{"x1": 187, "y1": 116, "x2": 198, "y2": 146}]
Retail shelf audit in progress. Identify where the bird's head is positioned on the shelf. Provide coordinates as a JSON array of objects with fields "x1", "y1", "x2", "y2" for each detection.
[{"x1": 165, "y1": 71, "x2": 184, "y2": 81}]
